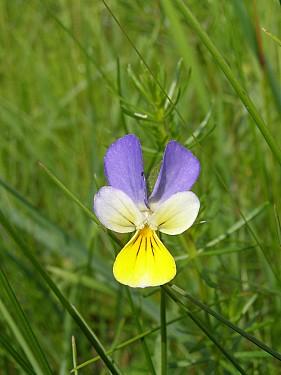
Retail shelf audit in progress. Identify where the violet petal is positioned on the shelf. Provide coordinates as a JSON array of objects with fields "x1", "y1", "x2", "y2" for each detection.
[
  {"x1": 149, "y1": 141, "x2": 200, "y2": 204},
  {"x1": 104, "y1": 134, "x2": 147, "y2": 206}
]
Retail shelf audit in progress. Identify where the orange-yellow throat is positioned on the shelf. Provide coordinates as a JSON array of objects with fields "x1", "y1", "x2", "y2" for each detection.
[{"x1": 113, "y1": 226, "x2": 176, "y2": 288}]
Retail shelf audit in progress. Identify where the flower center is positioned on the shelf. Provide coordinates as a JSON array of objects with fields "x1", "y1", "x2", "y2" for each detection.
[{"x1": 136, "y1": 208, "x2": 157, "y2": 231}]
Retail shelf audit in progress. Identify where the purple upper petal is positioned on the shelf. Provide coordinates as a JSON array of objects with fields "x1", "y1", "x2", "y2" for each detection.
[
  {"x1": 149, "y1": 141, "x2": 200, "y2": 204},
  {"x1": 104, "y1": 134, "x2": 147, "y2": 206}
]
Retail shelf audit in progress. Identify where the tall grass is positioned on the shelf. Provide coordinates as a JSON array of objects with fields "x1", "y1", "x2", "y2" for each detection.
[{"x1": 0, "y1": 0, "x2": 280, "y2": 374}]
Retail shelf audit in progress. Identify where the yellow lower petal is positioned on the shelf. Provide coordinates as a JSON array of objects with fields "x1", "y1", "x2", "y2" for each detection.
[{"x1": 113, "y1": 226, "x2": 176, "y2": 288}]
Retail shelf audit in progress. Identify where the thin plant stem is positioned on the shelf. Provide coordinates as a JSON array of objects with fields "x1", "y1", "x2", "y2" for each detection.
[
  {"x1": 126, "y1": 288, "x2": 156, "y2": 375},
  {"x1": 71, "y1": 336, "x2": 78, "y2": 375},
  {"x1": 160, "y1": 287, "x2": 167, "y2": 375}
]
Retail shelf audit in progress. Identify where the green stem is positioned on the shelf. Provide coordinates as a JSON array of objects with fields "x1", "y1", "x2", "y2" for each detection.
[
  {"x1": 160, "y1": 287, "x2": 167, "y2": 375},
  {"x1": 126, "y1": 288, "x2": 156, "y2": 375},
  {"x1": 71, "y1": 336, "x2": 78, "y2": 375}
]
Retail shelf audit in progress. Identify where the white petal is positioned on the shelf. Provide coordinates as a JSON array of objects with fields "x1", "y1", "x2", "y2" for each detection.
[
  {"x1": 149, "y1": 191, "x2": 200, "y2": 235},
  {"x1": 94, "y1": 187, "x2": 144, "y2": 233}
]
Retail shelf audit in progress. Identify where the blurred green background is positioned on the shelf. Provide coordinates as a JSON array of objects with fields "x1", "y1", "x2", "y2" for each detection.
[{"x1": 0, "y1": 0, "x2": 280, "y2": 374}]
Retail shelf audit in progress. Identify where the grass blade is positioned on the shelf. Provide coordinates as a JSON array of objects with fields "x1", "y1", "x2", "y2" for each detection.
[
  {"x1": 262, "y1": 27, "x2": 281, "y2": 47},
  {"x1": 38, "y1": 162, "x2": 99, "y2": 225},
  {"x1": 164, "y1": 284, "x2": 281, "y2": 362},
  {"x1": 45, "y1": 6, "x2": 117, "y2": 95},
  {"x1": 72, "y1": 316, "x2": 184, "y2": 372},
  {"x1": 0, "y1": 177, "x2": 111, "y2": 278},
  {"x1": 164, "y1": 286, "x2": 246, "y2": 374},
  {"x1": 0, "y1": 266, "x2": 53, "y2": 375},
  {"x1": 161, "y1": 0, "x2": 281, "y2": 165},
  {"x1": 202, "y1": 203, "x2": 269, "y2": 250},
  {"x1": 0, "y1": 300, "x2": 45, "y2": 375},
  {"x1": 176, "y1": 202, "x2": 268, "y2": 261},
  {"x1": 0, "y1": 333, "x2": 36, "y2": 375},
  {"x1": 102, "y1": 0, "x2": 188, "y2": 127},
  {"x1": 38, "y1": 162, "x2": 123, "y2": 248},
  {"x1": 231, "y1": 0, "x2": 281, "y2": 112},
  {"x1": 160, "y1": 0, "x2": 209, "y2": 111},
  {"x1": 0, "y1": 210, "x2": 122, "y2": 375}
]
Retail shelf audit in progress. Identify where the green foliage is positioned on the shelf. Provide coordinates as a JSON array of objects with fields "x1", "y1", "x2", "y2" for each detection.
[{"x1": 0, "y1": 0, "x2": 280, "y2": 374}]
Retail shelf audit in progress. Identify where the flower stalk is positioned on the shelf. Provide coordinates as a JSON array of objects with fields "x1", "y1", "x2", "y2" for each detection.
[{"x1": 160, "y1": 287, "x2": 167, "y2": 375}]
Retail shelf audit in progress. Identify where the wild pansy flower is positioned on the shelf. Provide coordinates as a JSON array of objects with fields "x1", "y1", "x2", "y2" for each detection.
[{"x1": 94, "y1": 134, "x2": 200, "y2": 288}]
